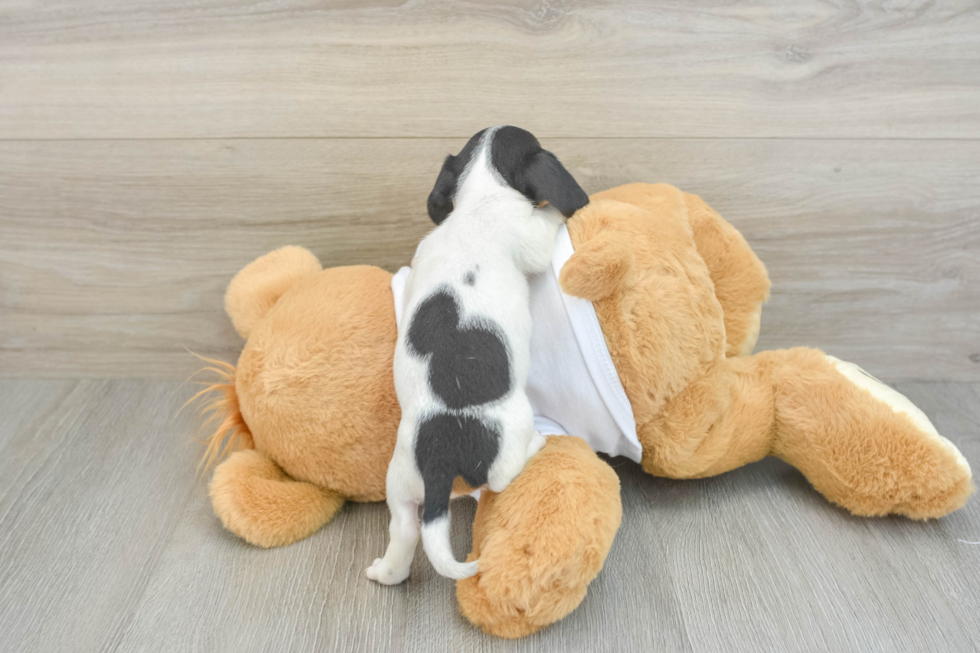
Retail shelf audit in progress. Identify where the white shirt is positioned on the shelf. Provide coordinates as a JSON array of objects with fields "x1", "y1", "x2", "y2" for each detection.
[{"x1": 391, "y1": 224, "x2": 642, "y2": 463}]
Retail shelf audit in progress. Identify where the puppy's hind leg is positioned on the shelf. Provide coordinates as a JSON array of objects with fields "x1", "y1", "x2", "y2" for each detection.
[
  {"x1": 367, "y1": 496, "x2": 419, "y2": 585},
  {"x1": 486, "y1": 400, "x2": 538, "y2": 494},
  {"x1": 366, "y1": 455, "x2": 421, "y2": 585}
]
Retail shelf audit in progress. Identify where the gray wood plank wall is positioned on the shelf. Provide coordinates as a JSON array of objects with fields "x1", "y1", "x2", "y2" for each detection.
[{"x1": 1, "y1": 1, "x2": 978, "y2": 381}]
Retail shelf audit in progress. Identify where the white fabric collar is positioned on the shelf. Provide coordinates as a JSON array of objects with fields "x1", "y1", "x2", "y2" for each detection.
[{"x1": 390, "y1": 224, "x2": 642, "y2": 462}]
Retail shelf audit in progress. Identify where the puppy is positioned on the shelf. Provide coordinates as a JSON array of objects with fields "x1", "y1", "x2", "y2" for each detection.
[{"x1": 365, "y1": 126, "x2": 590, "y2": 583}]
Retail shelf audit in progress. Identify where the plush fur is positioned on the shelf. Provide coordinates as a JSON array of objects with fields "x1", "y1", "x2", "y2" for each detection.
[
  {"x1": 562, "y1": 184, "x2": 972, "y2": 519},
  {"x1": 455, "y1": 435, "x2": 622, "y2": 638},
  {"x1": 195, "y1": 183, "x2": 973, "y2": 638},
  {"x1": 225, "y1": 261, "x2": 400, "y2": 503},
  {"x1": 225, "y1": 245, "x2": 323, "y2": 340},
  {"x1": 210, "y1": 448, "x2": 345, "y2": 548}
]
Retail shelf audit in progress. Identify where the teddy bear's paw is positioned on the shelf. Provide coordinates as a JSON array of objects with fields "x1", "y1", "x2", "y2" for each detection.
[
  {"x1": 826, "y1": 356, "x2": 972, "y2": 478},
  {"x1": 365, "y1": 557, "x2": 410, "y2": 585},
  {"x1": 822, "y1": 355, "x2": 973, "y2": 519},
  {"x1": 773, "y1": 349, "x2": 973, "y2": 520}
]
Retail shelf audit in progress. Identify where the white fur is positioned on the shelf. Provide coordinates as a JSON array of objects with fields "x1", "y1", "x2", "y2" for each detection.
[{"x1": 366, "y1": 128, "x2": 562, "y2": 584}]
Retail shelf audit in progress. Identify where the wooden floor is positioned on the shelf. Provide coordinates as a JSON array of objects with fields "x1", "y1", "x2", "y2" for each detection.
[{"x1": 0, "y1": 379, "x2": 978, "y2": 652}]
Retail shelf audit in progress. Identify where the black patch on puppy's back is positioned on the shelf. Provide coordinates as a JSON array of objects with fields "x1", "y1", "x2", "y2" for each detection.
[
  {"x1": 415, "y1": 413, "x2": 499, "y2": 522},
  {"x1": 407, "y1": 289, "x2": 510, "y2": 410}
]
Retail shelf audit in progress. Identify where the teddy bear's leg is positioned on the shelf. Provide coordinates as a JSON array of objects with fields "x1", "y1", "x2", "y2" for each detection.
[
  {"x1": 209, "y1": 449, "x2": 345, "y2": 548},
  {"x1": 643, "y1": 349, "x2": 972, "y2": 519},
  {"x1": 455, "y1": 436, "x2": 622, "y2": 638},
  {"x1": 763, "y1": 348, "x2": 973, "y2": 519}
]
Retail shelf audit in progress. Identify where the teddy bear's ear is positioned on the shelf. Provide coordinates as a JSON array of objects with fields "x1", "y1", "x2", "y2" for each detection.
[
  {"x1": 558, "y1": 231, "x2": 633, "y2": 301},
  {"x1": 225, "y1": 246, "x2": 322, "y2": 339}
]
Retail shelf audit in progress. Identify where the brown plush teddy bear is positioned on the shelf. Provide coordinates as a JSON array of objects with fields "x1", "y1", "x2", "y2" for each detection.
[{"x1": 195, "y1": 182, "x2": 973, "y2": 639}]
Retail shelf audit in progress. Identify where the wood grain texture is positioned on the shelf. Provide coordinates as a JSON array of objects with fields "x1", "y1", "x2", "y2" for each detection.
[
  {"x1": 0, "y1": 380, "x2": 202, "y2": 652},
  {"x1": 0, "y1": 380, "x2": 977, "y2": 652},
  {"x1": 2, "y1": 138, "x2": 978, "y2": 380},
  {"x1": 2, "y1": 0, "x2": 977, "y2": 647},
  {"x1": 0, "y1": 1, "x2": 979, "y2": 139},
  {"x1": 634, "y1": 388, "x2": 980, "y2": 653}
]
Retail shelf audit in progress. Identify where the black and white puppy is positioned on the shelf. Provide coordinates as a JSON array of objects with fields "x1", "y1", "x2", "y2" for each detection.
[{"x1": 366, "y1": 126, "x2": 589, "y2": 583}]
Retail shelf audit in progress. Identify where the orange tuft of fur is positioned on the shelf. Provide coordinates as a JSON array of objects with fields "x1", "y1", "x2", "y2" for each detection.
[{"x1": 184, "y1": 355, "x2": 253, "y2": 475}]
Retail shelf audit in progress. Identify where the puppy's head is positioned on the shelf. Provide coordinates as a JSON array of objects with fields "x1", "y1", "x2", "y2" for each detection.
[{"x1": 426, "y1": 126, "x2": 589, "y2": 225}]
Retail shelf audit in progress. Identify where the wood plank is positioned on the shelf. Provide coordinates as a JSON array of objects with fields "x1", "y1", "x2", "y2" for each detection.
[
  {"x1": 628, "y1": 381, "x2": 980, "y2": 652},
  {"x1": 0, "y1": 379, "x2": 76, "y2": 492},
  {"x1": 118, "y1": 485, "x2": 693, "y2": 652},
  {"x1": 1, "y1": 380, "x2": 977, "y2": 650},
  {"x1": 637, "y1": 457, "x2": 977, "y2": 651},
  {"x1": 1, "y1": 1, "x2": 978, "y2": 139},
  {"x1": 887, "y1": 382, "x2": 980, "y2": 650},
  {"x1": 0, "y1": 380, "x2": 202, "y2": 652},
  {"x1": 99, "y1": 381, "x2": 980, "y2": 651},
  {"x1": 2, "y1": 137, "x2": 978, "y2": 380},
  {"x1": 114, "y1": 491, "x2": 405, "y2": 653}
]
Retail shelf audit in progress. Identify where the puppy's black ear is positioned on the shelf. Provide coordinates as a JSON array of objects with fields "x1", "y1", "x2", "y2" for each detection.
[
  {"x1": 427, "y1": 155, "x2": 458, "y2": 225},
  {"x1": 523, "y1": 151, "x2": 590, "y2": 218}
]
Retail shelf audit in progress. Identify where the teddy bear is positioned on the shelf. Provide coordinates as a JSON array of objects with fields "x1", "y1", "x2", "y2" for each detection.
[{"x1": 195, "y1": 182, "x2": 973, "y2": 639}]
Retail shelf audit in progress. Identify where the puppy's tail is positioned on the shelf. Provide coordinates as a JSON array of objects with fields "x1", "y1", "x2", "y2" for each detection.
[{"x1": 421, "y1": 510, "x2": 479, "y2": 580}]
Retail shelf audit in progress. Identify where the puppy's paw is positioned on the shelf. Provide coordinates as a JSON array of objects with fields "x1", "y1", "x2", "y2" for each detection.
[
  {"x1": 527, "y1": 431, "x2": 547, "y2": 458},
  {"x1": 365, "y1": 557, "x2": 410, "y2": 585}
]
